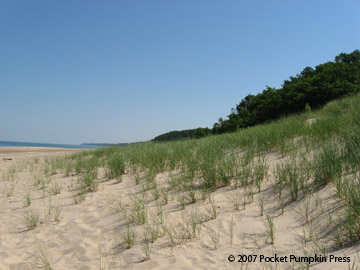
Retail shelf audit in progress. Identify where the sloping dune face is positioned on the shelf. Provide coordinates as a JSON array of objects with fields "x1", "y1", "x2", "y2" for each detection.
[
  {"x1": 0, "y1": 147, "x2": 357, "y2": 270},
  {"x1": 1, "y1": 95, "x2": 360, "y2": 269}
]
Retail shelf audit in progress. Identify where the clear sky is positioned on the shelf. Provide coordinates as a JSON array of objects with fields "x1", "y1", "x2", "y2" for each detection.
[{"x1": 0, "y1": 0, "x2": 359, "y2": 144}]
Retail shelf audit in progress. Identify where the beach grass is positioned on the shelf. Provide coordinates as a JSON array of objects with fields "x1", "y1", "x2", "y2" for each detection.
[{"x1": 19, "y1": 92, "x2": 360, "y2": 268}]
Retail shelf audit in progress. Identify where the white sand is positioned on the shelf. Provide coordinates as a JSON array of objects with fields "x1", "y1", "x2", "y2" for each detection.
[{"x1": 0, "y1": 147, "x2": 359, "y2": 269}]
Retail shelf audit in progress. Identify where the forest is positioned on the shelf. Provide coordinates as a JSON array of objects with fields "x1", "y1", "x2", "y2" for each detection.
[{"x1": 153, "y1": 50, "x2": 360, "y2": 142}]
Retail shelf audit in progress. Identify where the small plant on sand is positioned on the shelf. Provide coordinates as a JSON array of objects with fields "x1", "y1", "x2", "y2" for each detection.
[
  {"x1": 178, "y1": 211, "x2": 201, "y2": 241},
  {"x1": 47, "y1": 201, "x2": 62, "y2": 223},
  {"x1": 99, "y1": 249, "x2": 116, "y2": 270},
  {"x1": 317, "y1": 196, "x2": 327, "y2": 216},
  {"x1": 188, "y1": 217, "x2": 201, "y2": 239},
  {"x1": 105, "y1": 193, "x2": 125, "y2": 214},
  {"x1": 217, "y1": 155, "x2": 235, "y2": 186},
  {"x1": 73, "y1": 188, "x2": 87, "y2": 204},
  {"x1": 276, "y1": 160, "x2": 301, "y2": 202},
  {"x1": 264, "y1": 213, "x2": 275, "y2": 245},
  {"x1": 151, "y1": 186, "x2": 160, "y2": 201},
  {"x1": 43, "y1": 165, "x2": 50, "y2": 177},
  {"x1": 158, "y1": 188, "x2": 168, "y2": 205},
  {"x1": 79, "y1": 170, "x2": 98, "y2": 192},
  {"x1": 144, "y1": 224, "x2": 163, "y2": 243},
  {"x1": 24, "y1": 189, "x2": 32, "y2": 207},
  {"x1": 199, "y1": 156, "x2": 217, "y2": 190},
  {"x1": 274, "y1": 164, "x2": 285, "y2": 199},
  {"x1": 63, "y1": 159, "x2": 74, "y2": 177},
  {"x1": 245, "y1": 185, "x2": 254, "y2": 203},
  {"x1": 205, "y1": 196, "x2": 218, "y2": 220},
  {"x1": 50, "y1": 207, "x2": 60, "y2": 223},
  {"x1": 333, "y1": 230, "x2": 344, "y2": 248},
  {"x1": 203, "y1": 221, "x2": 221, "y2": 250},
  {"x1": 128, "y1": 196, "x2": 147, "y2": 225},
  {"x1": 164, "y1": 225, "x2": 178, "y2": 247},
  {"x1": 34, "y1": 175, "x2": 46, "y2": 189},
  {"x1": 48, "y1": 180, "x2": 61, "y2": 196},
  {"x1": 141, "y1": 181, "x2": 153, "y2": 192},
  {"x1": 228, "y1": 189, "x2": 242, "y2": 210},
  {"x1": 184, "y1": 183, "x2": 197, "y2": 204},
  {"x1": 312, "y1": 238, "x2": 329, "y2": 257},
  {"x1": 31, "y1": 247, "x2": 52, "y2": 270},
  {"x1": 277, "y1": 196, "x2": 286, "y2": 215},
  {"x1": 237, "y1": 163, "x2": 252, "y2": 187},
  {"x1": 242, "y1": 193, "x2": 248, "y2": 210},
  {"x1": 23, "y1": 208, "x2": 40, "y2": 230},
  {"x1": 5, "y1": 184, "x2": 15, "y2": 197},
  {"x1": 134, "y1": 173, "x2": 141, "y2": 185},
  {"x1": 168, "y1": 172, "x2": 182, "y2": 190},
  {"x1": 34, "y1": 157, "x2": 40, "y2": 164},
  {"x1": 229, "y1": 215, "x2": 234, "y2": 247},
  {"x1": 258, "y1": 195, "x2": 265, "y2": 216},
  {"x1": 121, "y1": 224, "x2": 136, "y2": 249},
  {"x1": 152, "y1": 204, "x2": 166, "y2": 225},
  {"x1": 176, "y1": 193, "x2": 186, "y2": 210},
  {"x1": 302, "y1": 197, "x2": 312, "y2": 224},
  {"x1": 302, "y1": 219, "x2": 319, "y2": 243},
  {"x1": 200, "y1": 188, "x2": 211, "y2": 202},
  {"x1": 142, "y1": 237, "x2": 152, "y2": 261},
  {"x1": 339, "y1": 188, "x2": 360, "y2": 243},
  {"x1": 176, "y1": 222, "x2": 195, "y2": 242},
  {"x1": 144, "y1": 168, "x2": 156, "y2": 184},
  {"x1": 4, "y1": 167, "x2": 16, "y2": 181},
  {"x1": 253, "y1": 158, "x2": 268, "y2": 192}
]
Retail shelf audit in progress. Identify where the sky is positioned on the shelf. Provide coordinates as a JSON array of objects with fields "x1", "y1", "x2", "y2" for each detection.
[{"x1": 0, "y1": 0, "x2": 359, "y2": 144}]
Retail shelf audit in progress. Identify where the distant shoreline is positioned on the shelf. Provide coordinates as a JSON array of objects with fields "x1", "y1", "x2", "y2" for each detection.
[
  {"x1": 0, "y1": 140, "x2": 99, "y2": 149},
  {"x1": 0, "y1": 146, "x2": 84, "y2": 155}
]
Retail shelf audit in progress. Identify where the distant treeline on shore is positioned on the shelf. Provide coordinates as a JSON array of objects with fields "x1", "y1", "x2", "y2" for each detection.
[
  {"x1": 82, "y1": 143, "x2": 131, "y2": 147},
  {"x1": 152, "y1": 50, "x2": 360, "y2": 142}
]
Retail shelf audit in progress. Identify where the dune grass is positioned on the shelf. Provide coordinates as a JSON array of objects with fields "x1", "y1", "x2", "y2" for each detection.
[
  {"x1": 31, "y1": 246, "x2": 52, "y2": 270},
  {"x1": 44, "y1": 92, "x2": 360, "y2": 257},
  {"x1": 23, "y1": 208, "x2": 40, "y2": 230},
  {"x1": 264, "y1": 213, "x2": 275, "y2": 245}
]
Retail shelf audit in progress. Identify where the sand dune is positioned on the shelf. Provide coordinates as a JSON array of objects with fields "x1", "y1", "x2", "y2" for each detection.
[{"x1": 0, "y1": 147, "x2": 359, "y2": 269}]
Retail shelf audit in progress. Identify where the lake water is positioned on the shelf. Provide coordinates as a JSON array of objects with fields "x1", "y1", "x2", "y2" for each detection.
[{"x1": 0, "y1": 140, "x2": 99, "y2": 149}]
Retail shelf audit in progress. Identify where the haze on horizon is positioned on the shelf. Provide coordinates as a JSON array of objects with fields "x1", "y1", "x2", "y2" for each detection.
[{"x1": 0, "y1": 0, "x2": 359, "y2": 145}]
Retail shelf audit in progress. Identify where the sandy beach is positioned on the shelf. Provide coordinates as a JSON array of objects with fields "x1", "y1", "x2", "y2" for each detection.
[
  {"x1": 0, "y1": 147, "x2": 359, "y2": 269},
  {"x1": 2, "y1": 0, "x2": 359, "y2": 268}
]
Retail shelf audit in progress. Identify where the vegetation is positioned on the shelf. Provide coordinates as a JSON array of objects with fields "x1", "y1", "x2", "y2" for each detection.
[
  {"x1": 121, "y1": 225, "x2": 137, "y2": 249},
  {"x1": 23, "y1": 208, "x2": 40, "y2": 230},
  {"x1": 31, "y1": 247, "x2": 52, "y2": 270},
  {"x1": 153, "y1": 50, "x2": 360, "y2": 141},
  {"x1": 264, "y1": 213, "x2": 275, "y2": 245},
  {"x1": 9, "y1": 58, "x2": 360, "y2": 267},
  {"x1": 105, "y1": 151, "x2": 125, "y2": 181},
  {"x1": 152, "y1": 128, "x2": 211, "y2": 142},
  {"x1": 216, "y1": 49, "x2": 360, "y2": 133},
  {"x1": 58, "y1": 91, "x2": 359, "y2": 248}
]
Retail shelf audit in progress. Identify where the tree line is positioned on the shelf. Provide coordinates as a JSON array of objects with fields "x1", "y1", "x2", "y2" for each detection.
[{"x1": 153, "y1": 50, "x2": 360, "y2": 142}]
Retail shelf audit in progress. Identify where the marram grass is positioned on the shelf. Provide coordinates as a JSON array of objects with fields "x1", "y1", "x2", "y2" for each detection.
[{"x1": 52, "y1": 92, "x2": 360, "y2": 247}]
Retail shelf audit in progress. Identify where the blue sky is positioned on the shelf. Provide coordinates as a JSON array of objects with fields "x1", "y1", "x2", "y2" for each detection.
[{"x1": 0, "y1": 0, "x2": 359, "y2": 144}]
